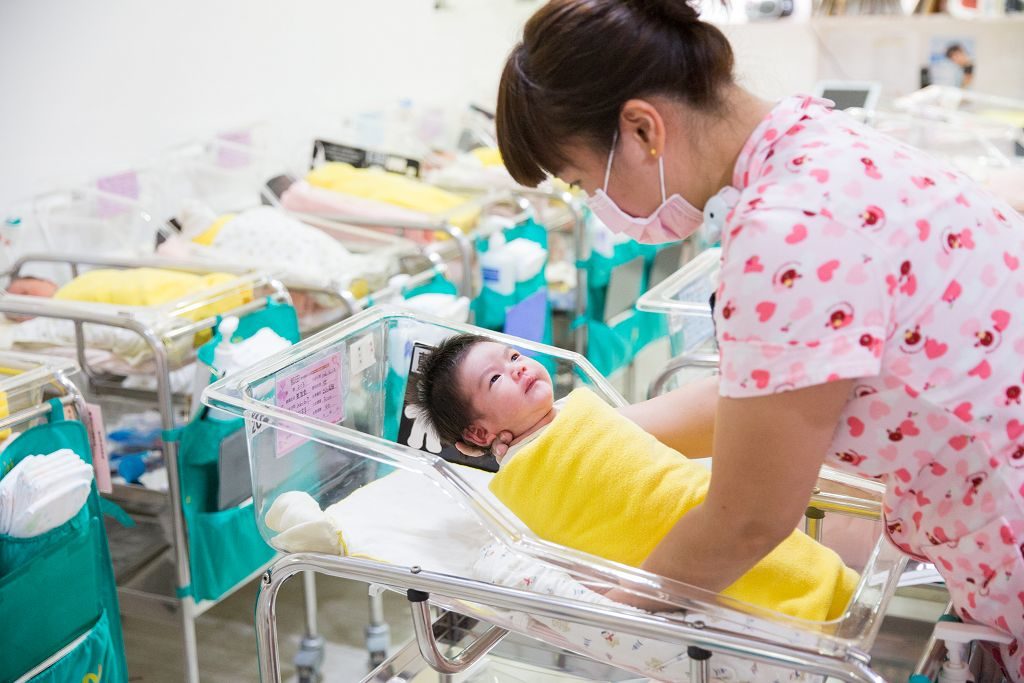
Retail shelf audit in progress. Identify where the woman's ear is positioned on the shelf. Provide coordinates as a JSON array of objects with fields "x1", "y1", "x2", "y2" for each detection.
[
  {"x1": 462, "y1": 423, "x2": 493, "y2": 448},
  {"x1": 619, "y1": 98, "x2": 666, "y2": 157}
]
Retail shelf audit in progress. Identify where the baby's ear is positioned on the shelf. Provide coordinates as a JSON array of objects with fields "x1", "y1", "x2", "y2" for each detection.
[{"x1": 462, "y1": 423, "x2": 493, "y2": 448}]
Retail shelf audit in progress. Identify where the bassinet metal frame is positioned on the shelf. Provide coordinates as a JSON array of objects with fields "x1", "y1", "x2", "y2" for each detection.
[{"x1": 0, "y1": 257, "x2": 316, "y2": 683}]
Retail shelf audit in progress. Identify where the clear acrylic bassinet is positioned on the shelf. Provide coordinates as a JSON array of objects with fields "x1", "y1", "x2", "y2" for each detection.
[{"x1": 204, "y1": 307, "x2": 907, "y2": 682}]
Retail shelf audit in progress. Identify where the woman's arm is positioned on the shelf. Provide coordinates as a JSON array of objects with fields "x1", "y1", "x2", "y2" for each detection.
[
  {"x1": 630, "y1": 379, "x2": 853, "y2": 599},
  {"x1": 618, "y1": 375, "x2": 719, "y2": 458}
]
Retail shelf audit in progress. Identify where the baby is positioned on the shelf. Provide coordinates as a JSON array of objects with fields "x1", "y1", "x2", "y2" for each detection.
[
  {"x1": 3, "y1": 277, "x2": 59, "y2": 321},
  {"x1": 414, "y1": 333, "x2": 557, "y2": 463},
  {"x1": 414, "y1": 333, "x2": 859, "y2": 621},
  {"x1": 3, "y1": 268, "x2": 245, "y2": 325}
]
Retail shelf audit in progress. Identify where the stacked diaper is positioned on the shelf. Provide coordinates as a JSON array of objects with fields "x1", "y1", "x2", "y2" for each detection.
[{"x1": 0, "y1": 449, "x2": 93, "y2": 537}]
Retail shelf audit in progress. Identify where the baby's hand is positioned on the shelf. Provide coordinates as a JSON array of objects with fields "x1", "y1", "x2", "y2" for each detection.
[{"x1": 455, "y1": 430, "x2": 514, "y2": 461}]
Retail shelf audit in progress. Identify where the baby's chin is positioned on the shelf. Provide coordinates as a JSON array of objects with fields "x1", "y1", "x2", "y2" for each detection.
[{"x1": 529, "y1": 379, "x2": 554, "y2": 404}]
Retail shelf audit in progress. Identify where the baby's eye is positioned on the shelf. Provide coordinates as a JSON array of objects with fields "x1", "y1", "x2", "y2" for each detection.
[
  {"x1": 490, "y1": 374, "x2": 500, "y2": 386},
  {"x1": 511, "y1": 353, "x2": 520, "y2": 361}
]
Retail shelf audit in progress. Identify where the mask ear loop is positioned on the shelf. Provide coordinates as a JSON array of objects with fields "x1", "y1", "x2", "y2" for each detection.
[
  {"x1": 603, "y1": 130, "x2": 618, "y2": 193},
  {"x1": 658, "y1": 154, "x2": 667, "y2": 203}
]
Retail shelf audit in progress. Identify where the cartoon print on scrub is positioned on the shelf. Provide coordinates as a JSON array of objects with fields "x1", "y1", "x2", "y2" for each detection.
[{"x1": 714, "y1": 96, "x2": 1024, "y2": 678}]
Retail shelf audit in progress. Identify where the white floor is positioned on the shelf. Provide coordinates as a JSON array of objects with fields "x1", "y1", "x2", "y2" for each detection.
[{"x1": 122, "y1": 573, "x2": 414, "y2": 682}]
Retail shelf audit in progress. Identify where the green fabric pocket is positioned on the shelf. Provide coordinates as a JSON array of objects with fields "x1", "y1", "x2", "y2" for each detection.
[
  {"x1": 0, "y1": 405, "x2": 125, "y2": 683},
  {"x1": 0, "y1": 510, "x2": 102, "y2": 683},
  {"x1": 23, "y1": 609, "x2": 117, "y2": 683},
  {"x1": 185, "y1": 502, "x2": 273, "y2": 603}
]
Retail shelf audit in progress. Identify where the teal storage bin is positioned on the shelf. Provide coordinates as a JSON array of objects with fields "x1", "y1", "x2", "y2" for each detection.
[
  {"x1": 581, "y1": 215, "x2": 672, "y2": 376},
  {"x1": 473, "y1": 218, "x2": 551, "y2": 335},
  {"x1": 382, "y1": 276, "x2": 460, "y2": 443},
  {"x1": 175, "y1": 301, "x2": 300, "y2": 602},
  {"x1": 0, "y1": 403, "x2": 126, "y2": 683},
  {"x1": 405, "y1": 273, "x2": 459, "y2": 299}
]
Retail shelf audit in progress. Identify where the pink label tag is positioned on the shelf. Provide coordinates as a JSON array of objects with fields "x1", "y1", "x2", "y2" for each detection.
[
  {"x1": 85, "y1": 402, "x2": 112, "y2": 494},
  {"x1": 216, "y1": 130, "x2": 253, "y2": 169},
  {"x1": 96, "y1": 171, "x2": 139, "y2": 218},
  {"x1": 274, "y1": 352, "x2": 345, "y2": 457}
]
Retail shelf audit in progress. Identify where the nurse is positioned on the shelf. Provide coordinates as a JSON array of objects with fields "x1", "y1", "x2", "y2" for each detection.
[{"x1": 488, "y1": 0, "x2": 1024, "y2": 675}]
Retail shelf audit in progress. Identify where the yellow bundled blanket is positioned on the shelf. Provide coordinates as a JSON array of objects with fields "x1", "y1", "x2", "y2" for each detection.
[
  {"x1": 306, "y1": 162, "x2": 480, "y2": 231},
  {"x1": 470, "y1": 147, "x2": 504, "y2": 168},
  {"x1": 54, "y1": 268, "x2": 251, "y2": 323},
  {"x1": 489, "y1": 388, "x2": 859, "y2": 621}
]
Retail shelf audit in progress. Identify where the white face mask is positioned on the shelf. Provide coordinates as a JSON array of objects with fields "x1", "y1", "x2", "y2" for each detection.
[{"x1": 585, "y1": 131, "x2": 706, "y2": 244}]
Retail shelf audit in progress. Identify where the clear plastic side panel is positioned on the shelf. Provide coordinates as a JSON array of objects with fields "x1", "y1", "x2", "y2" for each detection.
[
  {"x1": 0, "y1": 370, "x2": 45, "y2": 418},
  {"x1": 637, "y1": 247, "x2": 720, "y2": 356},
  {"x1": 159, "y1": 131, "x2": 278, "y2": 214},
  {"x1": 33, "y1": 189, "x2": 156, "y2": 270},
  {"x1": 243, "y1": 321, "x2": 389, "y2": 541},
  {"x1": 233, "y1": 311, "x2": 621, "y2": 546}
]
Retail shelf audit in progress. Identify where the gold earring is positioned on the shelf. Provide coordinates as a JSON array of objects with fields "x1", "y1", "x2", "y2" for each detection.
[{"x1": 650, "y1": 148, "x2": 657, "y2": 156}]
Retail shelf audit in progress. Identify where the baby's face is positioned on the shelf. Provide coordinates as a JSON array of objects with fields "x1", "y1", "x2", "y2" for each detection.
[
  {"x1": 7, "y1": 277, "x2": 57, "y2": 298},
  {"x1": 4, "y1": 277, "x2": 58, "y2": 322},
  {"x1": 457, "y1": 342, "x2": 554, "y2": 443}
]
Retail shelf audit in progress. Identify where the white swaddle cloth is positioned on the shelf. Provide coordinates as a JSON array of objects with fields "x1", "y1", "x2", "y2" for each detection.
[
  {"x1": 0, "y1": 449, "x2": 93, "y2": 537},
  {"x1": 171, "y1": 202, "x2": 387, "y2": 292}
]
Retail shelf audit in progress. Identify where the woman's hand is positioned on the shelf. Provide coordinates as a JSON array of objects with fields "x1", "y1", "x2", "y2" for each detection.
[
  {"x1": 601, "y1": 587, "x2": 677, "y2": 613},
  {"x1": 454, "y1": 430, "x2": 515, "y2": 461}
]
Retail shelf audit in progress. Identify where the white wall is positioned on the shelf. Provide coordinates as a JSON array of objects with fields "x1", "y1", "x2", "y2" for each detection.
[
  {"x1": 1, "y1": 1, "x2": 1021, "y2": 210},
  {"x1": 0, "y1": 0, "x2": 541, "y2": 209},
  {"x1": 810, "y1": 15, "x2": 1024, "y2": 101}
]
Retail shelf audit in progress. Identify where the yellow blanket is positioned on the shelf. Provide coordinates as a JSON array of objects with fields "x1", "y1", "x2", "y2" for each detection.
[
  {"x1": 306, "y1": 162, "x2": 479, "y2": 231},
  {"x1": 470, "y1": 147, "x2": 504, "y2": 168},
  {"x1": 489, "y1": 388, "x2": 859, "y2": 621},
  {"x1": 190, "y1": 214, "x2": 236, "y2": 245},
  {"x1": 54, "y1": 268, "x2": 251, "y2": 323}
]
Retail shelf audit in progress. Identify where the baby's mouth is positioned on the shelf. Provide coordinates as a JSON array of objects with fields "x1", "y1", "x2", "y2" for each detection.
[{"x1": 524, "y1": 376, "x2": 537, "y2": 393}]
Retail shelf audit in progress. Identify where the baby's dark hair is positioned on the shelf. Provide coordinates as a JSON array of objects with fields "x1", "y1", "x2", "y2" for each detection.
[{"x1": 413, "y1": 333, "x2": 490, "y2": 446}]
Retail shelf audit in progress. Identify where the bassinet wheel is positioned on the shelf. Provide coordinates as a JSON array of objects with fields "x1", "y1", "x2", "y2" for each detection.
[
  {"x1": 368, "y1": 649, "x2": 387, "y2": 668},
  {"x1": 294, "y1": 634, "x2": 324, "y2": 683},
  {"x1": 366, "y1": 618, "x2": 391, "y2": 668}
]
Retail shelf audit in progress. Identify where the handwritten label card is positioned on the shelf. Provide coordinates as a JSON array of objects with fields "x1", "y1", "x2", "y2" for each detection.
[
  {"x1": 274, "y1": 352, "x2": 345, "y2": 457},
  {"x1": 85, "y1": 402, "x2": 112, "y2": 494}
]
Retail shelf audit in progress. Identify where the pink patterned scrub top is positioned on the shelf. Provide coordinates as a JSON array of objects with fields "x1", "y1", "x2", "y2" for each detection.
[{"x1": 715, "y1": 95, "x2": 1024, "y2": 670}]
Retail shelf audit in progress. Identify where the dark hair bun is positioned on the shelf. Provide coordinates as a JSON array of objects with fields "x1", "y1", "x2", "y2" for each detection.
[
  {"x1": 625, "y1": 0, "x2": 700, "y2": 26},
  {"x1": 497, "y1": 0, "x2": 734, "y2": 187}
]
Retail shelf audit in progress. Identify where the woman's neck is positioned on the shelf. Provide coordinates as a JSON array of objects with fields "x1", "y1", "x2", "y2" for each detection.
[{"x1": 688, "y1": 86, "x2": 775, "y2": 202}]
